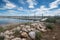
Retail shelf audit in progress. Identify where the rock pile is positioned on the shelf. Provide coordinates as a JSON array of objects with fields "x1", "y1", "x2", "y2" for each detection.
[{"x1": 0, "y1": 22, "x2": 46, "y2": 40}]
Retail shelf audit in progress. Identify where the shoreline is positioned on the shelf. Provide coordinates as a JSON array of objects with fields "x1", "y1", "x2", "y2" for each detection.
[
  {"x1": 0, "y1": 22, "x2": 34, "y2": 30},
  {"x1": 0, "y1": 21, "x2": 35, "y2": 27}
]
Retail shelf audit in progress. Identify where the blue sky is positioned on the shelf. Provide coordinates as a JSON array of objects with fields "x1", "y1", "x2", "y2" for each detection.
[{"x1": 0, "y1": 0, "x2": 60, "y2": 16}]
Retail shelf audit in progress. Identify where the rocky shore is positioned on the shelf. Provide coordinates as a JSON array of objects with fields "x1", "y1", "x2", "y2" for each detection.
[{"x1": 0, "y1": 22, "x2": 56, "y2": 40}]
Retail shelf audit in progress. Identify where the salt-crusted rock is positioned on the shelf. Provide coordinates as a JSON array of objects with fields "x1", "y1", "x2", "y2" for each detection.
[
  {"x1": 9, "y1": 35, "x2": 14, "y2": 39},
  {"x1": 0, "y1": 32, "x2": 4, "y2": 36},
  {"x1": 21, "y1": 32, "x2": 28, "y2": 38},
  {"x1": 25, "y1": 25, "x2": 30, "y2": 29},
  {"x1": 27, "y1": 28, "x2": 36, "y2": 32},
  {"x1": 22, "y1": 38, "x2": 26, "y2": 40},
  {"x1": 27, "y1": 28, "x2": 31, "y2": 32},
  {"x1": 16, "y1": 26, "x2": 20, "y2": 30},
  {"x1": 20, "y1": 25, "x2": 25, "y2": 27},
  {"x1": 4, "y1": 38, "x2": 10, "y2": 40},
  {"x1": 12, "y1": 28, "x2": 17, "y2": 31},
  {"x1": 12, "y1": 37, "x2": 21, "y2": 40},
  {"x1": 20, "y1": 31, "x2": 23, "y2": 33},
  {"x1": 9, "y1": 31, "x2": 14, "y2": 35},
  {"x1": 30, "y1": 28, "x2": 35, "y2": 31},
  {"x1": 22, "y1": 27, "x2": 28, "y2": 32},
  {"x1": 53, "y1": 36, "x2": 56, "y2": 39},
  {"x1": 29, "y1": 31, "x2": 35, "y2": 39},
  {"x1": 40, "y1": 28, "x2": 46, "y2": 32},
  {"x1": 31, "y1": 23, "x2": 37, "y2": 26},
  {"x1": 4, "y1": 30, "x2": 10, "y2": 35},
  {"x1": 5, "y1": 35, "x2": 10, "y2": 39}
]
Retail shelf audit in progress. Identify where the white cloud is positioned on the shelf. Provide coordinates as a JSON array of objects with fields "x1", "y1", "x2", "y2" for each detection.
[
  {"x1": 5, "y1": 3, "x2": 16, "y2": 9},
  {"x1": 17, "y1": 7, "x2": 23, "y2": 10},
  {"x1": 31, "y1": 5, "x2": 49, "y2": 15},
  {"x1": 32, "y1": 0, "x2": 60, "y2": 16},
  {"x1": 0, "y1": 0, "x2": 60, "y2": 16},
  {"x1": 3, "y1": 0, "x2": 16, "y2": 9},
  {"x1": 29, "y1": 5, "x2": 60, "y2": 16},
  {"x1": 26, "y1": 0, "x2": 37, "y2": 8},
  {"x1": 49, "y1": 0, "x2": 60, "y2": 9}
]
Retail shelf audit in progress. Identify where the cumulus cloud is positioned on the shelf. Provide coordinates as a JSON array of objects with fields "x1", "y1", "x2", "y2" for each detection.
[
  {"x1": 29, "y1": 4, "x2": 60, "y2": 16},
  {"x1": 30, "y1": 0, "x2": 60, "y2": 16},
  {"x1": 3, "y1": 0, "x2": 16, "y2": 9},
  {"x1": 26, "y1": 0, "x2": 37, "y2": 8},
  {"x1": 49, "y1": 0, "x2": 60, "y2": 9},
  {"x1": 5, "y1": 2, "x2": 16, "y2": 9},
  {"x1": 0, "y1": 0, "x2": 60, "y2": 16},
  {"x1": 30, "y1": 5, "x2": 49, "y2": 15}
]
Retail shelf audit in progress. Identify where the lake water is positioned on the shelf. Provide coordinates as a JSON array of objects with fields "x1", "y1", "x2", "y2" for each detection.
[{"x1": 0, "y1": 18, "x2": 33, "y2": 25}]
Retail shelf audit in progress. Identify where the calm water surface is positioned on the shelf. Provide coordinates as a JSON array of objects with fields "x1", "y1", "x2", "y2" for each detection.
[{"x1": 0, "y1": 18, "x2": 33, "y2": 25}]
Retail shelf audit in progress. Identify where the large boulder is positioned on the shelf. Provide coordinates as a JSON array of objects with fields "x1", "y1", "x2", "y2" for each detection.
[{"x1": 29, "y1": 31, "x2": 35, "y2": 39}]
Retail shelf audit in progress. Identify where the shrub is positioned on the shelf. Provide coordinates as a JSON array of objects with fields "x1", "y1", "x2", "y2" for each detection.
[
  {"x1": 35, "y1": 32, "x2": 42, "y2": 40},
  {"x1": 0, "y1": 36, "x2": 5, "y2": 40},
  {"x1": 14, "y1": 30, "x2": 20, "y2": 37},
  {"x1": 45, "y1": 18, "x2": 56, "y2": 23},
  {"x1": 46, "y1": 23, "x2": 54, "y2": 30},
  {"x1": 24, "y1": 22, "x2": 32, "y2": 25},
  {"x1": 0, "y1": 27, "x2": 5, "y2": 32}
]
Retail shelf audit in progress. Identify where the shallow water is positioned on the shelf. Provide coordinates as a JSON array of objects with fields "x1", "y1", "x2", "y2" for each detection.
[{"x1": 0, "y1": 18, "x2": 33, "y2": 25}]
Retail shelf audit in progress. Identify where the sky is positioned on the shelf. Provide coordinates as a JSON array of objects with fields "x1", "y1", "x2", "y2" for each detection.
[{"x1": 0, "y1": 0, "x2": 60, "y2": 16}]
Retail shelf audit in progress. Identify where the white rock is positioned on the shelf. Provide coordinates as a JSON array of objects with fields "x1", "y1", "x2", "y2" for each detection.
[{"x1": 29, "y1": 31, "x2": 35, "y2": 39}]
